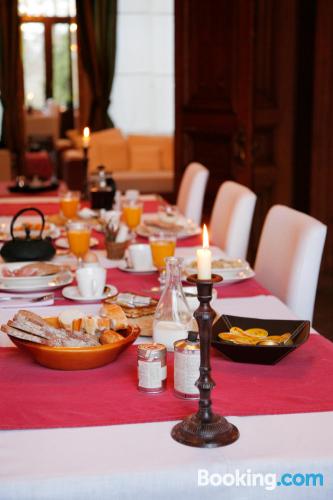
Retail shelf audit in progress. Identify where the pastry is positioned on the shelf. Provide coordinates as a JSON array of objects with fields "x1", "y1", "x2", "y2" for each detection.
[
  {"x1": 100, "y1": 303, "x2": 128, "y2": 330},
  {"x1": 59, "y1": 309, "x2": 85, "y2": 330},
  {"x1": 100, "y1": 330, "x2": 125, "y2": 345}
]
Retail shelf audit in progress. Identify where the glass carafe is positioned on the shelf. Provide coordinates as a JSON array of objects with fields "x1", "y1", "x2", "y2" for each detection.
[{"x1": 153, "y1": 257, "x2": 193, "y2": 351}]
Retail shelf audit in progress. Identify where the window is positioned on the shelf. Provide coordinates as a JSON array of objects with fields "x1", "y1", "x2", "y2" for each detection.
[
  {"x1": 109, "y1": 0, "x2": 174, "y2": 134},
  {"x1": 19, "y1": 0, "x2": 77, "y2": 109}
]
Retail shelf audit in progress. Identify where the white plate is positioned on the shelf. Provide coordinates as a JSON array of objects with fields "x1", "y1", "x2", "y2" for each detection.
[
  {"x1": 117, "y1": 261, "x2": 157, "y2": 274},
  {"x1": 183, "y1": 257, "x2": 251, "y2": 275},
  {"x1": 183, "y1": 268, "x2": 255, "y2": 285},
  {"x1": 136, "y1": 215, "x2": 201, "y2": 240},
  {"x1": 0, "y1": 262, "x2": 61, "y2": 286},
  {"x1": 0, "y1": 270, "x2": 73, "y2": 293},
  {"x1": 55, "y1": 237, "x2": 99, "y2": 249},
  {"x1": 0, "y1": 220, "x2": 60, "y2": 241},
  {"x1": 62, "y1": 284, "x2": 118, "y2": 302}
]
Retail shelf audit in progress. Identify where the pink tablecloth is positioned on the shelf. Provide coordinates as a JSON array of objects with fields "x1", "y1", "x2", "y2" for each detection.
[{"x1": 1, "y1": 334, "x2": 332, "y2": 430}]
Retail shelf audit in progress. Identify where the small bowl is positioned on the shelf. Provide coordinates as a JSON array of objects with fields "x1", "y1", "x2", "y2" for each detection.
[
  {"x1": 7, "y1": 317, "x2": 140, "y2": 370},
  {"x1": 212, "y1": 315, "x2": 310, "y2": 365}
]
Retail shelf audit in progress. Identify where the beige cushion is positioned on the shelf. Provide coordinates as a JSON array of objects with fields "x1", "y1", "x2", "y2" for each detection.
[
  {"x1": 55, "y1": 138, "x2": 72, "y2": 151},
  {"x1": 129, "y1": 145, "x2": 161, "y2": 171},
  {"x1": 127, "y1": 135, "x2": 173, "y2": 171},
  {"x1": 63, "y1": 149, "x2": 84, "y2": 161}
]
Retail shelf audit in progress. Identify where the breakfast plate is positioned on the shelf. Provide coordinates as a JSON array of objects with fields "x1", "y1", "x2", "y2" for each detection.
[
  {"x1": 117, "y1": 261, "x2": 157, "y2": 274},
  {"x1": 0, "y1": 219, "x2": 60, "y2": 241},
  {"x1": 0, "y1": 262, "x2": 63, "y2": 287},
  {"x1": 62, "y1": 284, "x2": 118, "y2": 302},
  {"x1": 0, "y1": 270, "x2": 73, "y2": 293},
  {"x1": 182, "y1": 258, "x2": 255, "y2": 285},
  {"x1": 136, "y1": 214, "x2": 201, "y2": 240},
  {"x1": 55, "y1": 237, "x2": 99, "y2": 249}
]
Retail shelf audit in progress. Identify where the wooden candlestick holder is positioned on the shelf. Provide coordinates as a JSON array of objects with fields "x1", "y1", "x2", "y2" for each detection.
[
  {"x1": 82, "y1": 146, "x2": 89, "y2": 200},
  {"x1": 171, "y1": 274, "x2": 240, "y2": 448}
]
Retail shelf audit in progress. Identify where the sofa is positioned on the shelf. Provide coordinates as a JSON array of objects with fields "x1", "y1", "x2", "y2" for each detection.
[{"x1": 57, "y1": 128, "x2": 174, "y2": 194}]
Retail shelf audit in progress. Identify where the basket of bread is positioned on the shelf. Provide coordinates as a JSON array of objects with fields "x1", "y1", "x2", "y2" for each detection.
[{"x1": 1, "y1": 304, "x2": 140, "y2": 370}]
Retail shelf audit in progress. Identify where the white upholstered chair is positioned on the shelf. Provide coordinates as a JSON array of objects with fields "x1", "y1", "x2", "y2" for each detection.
[
  {"x1": 209, "y1": 181, "x2": 257, "y2": 260},
  {"x1": 254, "y1": 205, "x2": 327, "y2": 322},
  {"x1": 176, "y1": 162, "x2": 209, "y2": 225}
]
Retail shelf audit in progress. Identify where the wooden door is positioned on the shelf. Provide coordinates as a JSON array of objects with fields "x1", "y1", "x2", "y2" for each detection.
[
  {"x1": 175, "y1": 0, "x2": 297, "y2": 259},
  {"x1": 174, "y1": 0, "x2": 254, "y2": 216}
]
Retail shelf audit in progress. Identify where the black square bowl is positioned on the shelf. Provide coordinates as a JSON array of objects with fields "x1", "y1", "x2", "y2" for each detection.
[{"x1": 211, "y1": 315, "x2": 310, "y2": 365}]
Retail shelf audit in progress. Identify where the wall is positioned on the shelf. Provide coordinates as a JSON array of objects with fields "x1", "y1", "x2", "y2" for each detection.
[{"x1": 109, "y1": 0, "x2": 174, "y2": 135}]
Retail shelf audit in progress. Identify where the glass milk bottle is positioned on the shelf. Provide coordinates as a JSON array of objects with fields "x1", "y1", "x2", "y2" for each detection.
[{"x1": 153, "y1": 257, "x2": 192, "y2": 351}]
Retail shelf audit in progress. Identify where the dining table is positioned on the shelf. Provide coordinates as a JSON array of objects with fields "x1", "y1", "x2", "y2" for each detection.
[{"x1": 0, "y1": 188, "x2": 332, "y2": 500}]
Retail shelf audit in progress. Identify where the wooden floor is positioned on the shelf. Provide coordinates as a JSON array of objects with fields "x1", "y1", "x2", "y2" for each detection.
[{"x1": 313, "y1": 272, "x2": 333, "y2": 341}]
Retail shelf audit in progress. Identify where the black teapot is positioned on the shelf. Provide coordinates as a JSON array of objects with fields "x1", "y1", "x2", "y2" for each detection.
[{"x1": 0, "y1": 207, "x2": 55, "y2": 262}]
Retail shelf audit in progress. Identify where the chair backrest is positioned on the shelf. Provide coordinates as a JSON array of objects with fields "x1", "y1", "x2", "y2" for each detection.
[
  {"x1": 176, "y1": 162, "x2": 209, "y2": 225},
  {"x1": 209, "y1": 181, "x2": 257, "y2": 260},
  {"x1": 254, "y1": 205, "x2": 327, "y2": 322}
]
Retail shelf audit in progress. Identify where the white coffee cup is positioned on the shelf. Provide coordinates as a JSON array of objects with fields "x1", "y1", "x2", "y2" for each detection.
[
  {"x1": 125, "y1": 189, "x2": 139, "y2": 202},
  {"x1": 76, "y1": 267, "x2": 106, "y2": 297},
  {"x1": 128, "y1": 244, "x2": 153, "y2": 271}
]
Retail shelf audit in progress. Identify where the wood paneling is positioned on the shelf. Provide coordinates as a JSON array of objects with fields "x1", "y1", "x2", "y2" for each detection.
[
  {"x1": 175, "y1": 0, "x2": 297, "y2": 260},
  {"x1": 311, "y1": 0, "x2": 333, "y2": 272},
  {"x1": 175, "y1": 0, "x2": 254, "y2": 216}
]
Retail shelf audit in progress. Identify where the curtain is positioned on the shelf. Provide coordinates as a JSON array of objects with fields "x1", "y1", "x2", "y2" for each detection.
[
  {"x1": 0, "y1": 0, "x2": 25, "y2": 173},
  {"x1": 76, "y1": 0, "x2": 117, "y2": 131}
]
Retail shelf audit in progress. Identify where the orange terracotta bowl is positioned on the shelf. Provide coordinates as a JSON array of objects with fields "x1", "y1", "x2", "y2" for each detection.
[{"x1": 7, "y1": 317, "x2": 140, "y2": 371}]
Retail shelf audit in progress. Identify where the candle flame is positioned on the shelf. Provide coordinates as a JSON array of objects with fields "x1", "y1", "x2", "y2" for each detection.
[
  {"x1": 203, "y1": 224, "x2": 209, "y2": 249},
  {"x1": 83, "y1": 127, "x2": 90, "y2": 138}
]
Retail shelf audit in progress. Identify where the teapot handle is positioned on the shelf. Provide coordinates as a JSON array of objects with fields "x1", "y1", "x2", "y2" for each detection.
[{"x1": 10, "y1": 207, "x2": 45, "y2": 240}]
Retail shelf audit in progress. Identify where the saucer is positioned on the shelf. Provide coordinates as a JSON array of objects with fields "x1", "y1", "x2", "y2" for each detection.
[
  {"x1": 62, "y1": 284, "x2": 118, "y2": 302},
  {"x1": 117, "y1": 261, "x2": 157, "y2": 274}
]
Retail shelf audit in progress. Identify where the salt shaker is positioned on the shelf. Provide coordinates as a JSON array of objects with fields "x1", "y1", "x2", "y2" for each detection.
[{"x1": 174, "y1": 331, "x2": 200, "y2": 399}]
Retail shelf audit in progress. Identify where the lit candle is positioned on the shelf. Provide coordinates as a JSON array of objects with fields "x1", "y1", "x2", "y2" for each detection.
[
  {"x1": 196, "y1": 224, "x2": 211, "y2": 279},
  {"x1": 26, "y1": 92, "x2": 34, "y2": 106},
  {"x1": 82, "y1": 127, "x2": 90, "y2": 148}
]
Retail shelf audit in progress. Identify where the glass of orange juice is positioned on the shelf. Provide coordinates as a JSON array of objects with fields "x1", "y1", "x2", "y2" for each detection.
[
  {"x1": 149, "y1": 232, "x2": 177, "y2": 288},
  {"x1": 60, "y1": 191, "x2": 80, "y2": 220},
  {"x1": 122, "y1": 200, "x2": 143, "y2": 239},
  {"x1": 67, "y1": 221, "x2": 91, "y2": 266}
]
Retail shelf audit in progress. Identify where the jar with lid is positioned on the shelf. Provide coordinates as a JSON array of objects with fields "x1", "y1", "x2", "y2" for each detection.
[
  {"x1": 90, "y1": 165, "x2": 116, "y2": 210},
  {"x1": 153, "y1": 257, "x2": 193, "y2": 351},
  {"x1": 137, "y1": 343, "x2": 167, "y2": 393},
  {"x1": 174, "y1": 331, "x2": 200, "y2": 399}
]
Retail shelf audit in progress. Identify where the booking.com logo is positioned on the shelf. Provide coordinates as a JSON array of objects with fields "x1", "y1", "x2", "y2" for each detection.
[{"x1": 197, "y1": 469, "x2": 324, "y2": 491}]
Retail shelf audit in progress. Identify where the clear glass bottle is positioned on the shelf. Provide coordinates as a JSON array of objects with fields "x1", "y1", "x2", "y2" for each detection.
[{"x1": 153, "y1": 257, "x2": 193, "y2": 351}]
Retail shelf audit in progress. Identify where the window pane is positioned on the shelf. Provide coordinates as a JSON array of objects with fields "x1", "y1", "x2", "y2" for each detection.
[
  {"x1": 21, "y1": 23, "x2": 45, "y2": 109},
  {"x1": 70, "y1": 24, "x2": 79, "y2": 108},
  {"x1": 52, "y1": 24, "x2": 71, "y2": 106},
  {"x1": 18, "y1": 0, "x2": 76, "y2": 17}
]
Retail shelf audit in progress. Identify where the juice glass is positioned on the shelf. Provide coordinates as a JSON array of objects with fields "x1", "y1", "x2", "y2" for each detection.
[
  {"x1": 122, "y1": 201, "x2": 143, "y2": 239},
  {"x1": 149, "y1": 233, "x2": 177, "y2": 288},
  {"x1": 60, "y1": 191, "x2": 80, "y2": 220},
  {"x1": 67, "y1": 221, "x2": 91, "y2": 266}
]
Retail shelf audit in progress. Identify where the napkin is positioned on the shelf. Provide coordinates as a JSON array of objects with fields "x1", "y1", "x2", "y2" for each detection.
[{"x1": 0, "y1": 293, "x2": 55, "y2": 308}]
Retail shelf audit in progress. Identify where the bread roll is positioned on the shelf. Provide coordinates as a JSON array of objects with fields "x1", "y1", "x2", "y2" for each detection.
[
  {"x1": 58, "y1": 309, "x2": 84, "y2": 330},
  {"x1": 100, "y1": 330, "x2": 125, "y2": 345},
  {"x1": 100, "y1": 303, "x2": 128, "y2": 330}
]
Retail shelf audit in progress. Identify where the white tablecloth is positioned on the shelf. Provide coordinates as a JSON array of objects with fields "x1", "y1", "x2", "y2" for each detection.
[
  {"x1": 1, "y1": 294, "x2": 332, "y2": 499},
  {"x1": 0, "y1": 245, "x2": 332, "y2": 499}
]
